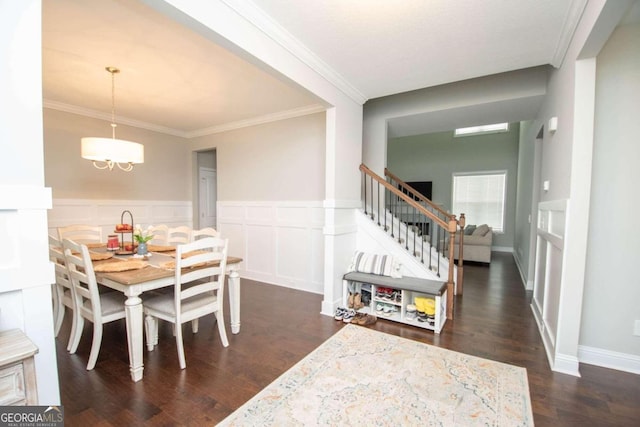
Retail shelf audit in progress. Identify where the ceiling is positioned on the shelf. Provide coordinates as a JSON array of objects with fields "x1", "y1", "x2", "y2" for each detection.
[{"x1": 42, "y1": 0, "x2": 587, "y2": 139}]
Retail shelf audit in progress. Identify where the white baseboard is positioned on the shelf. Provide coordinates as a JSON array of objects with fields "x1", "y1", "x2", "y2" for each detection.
[
  {"x1": 578, "y1": 345, "x2": 640, "y2": 375},
  {"x1": 553, "y1": 353, "x2": 581, "y2": 377},
  {"x1": 513, "y1": 252, "x2": 533, "y2": 290},
  {"x1": 492, "y1": 246, "x2": 513, "y2": 253}
]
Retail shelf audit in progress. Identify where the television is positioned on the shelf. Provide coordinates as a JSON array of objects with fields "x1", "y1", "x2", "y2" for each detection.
[{"x1": 403, "y1": 181, "x2": 432, "y2": 201}]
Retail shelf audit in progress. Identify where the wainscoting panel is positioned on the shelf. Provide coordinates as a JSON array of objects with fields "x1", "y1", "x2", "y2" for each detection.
[
  {"x1": 218, "y1": 201, "x2": 324, "y2": 294},
  {"x1": 245, "y1": 224, "x2": 275, "y2": 278},
  {"x1": 48, "y1": 199, "x2": 193, "y2": 238},
  {"x1": 531, "y1": 199, "x2": 573, "y2": 375}
]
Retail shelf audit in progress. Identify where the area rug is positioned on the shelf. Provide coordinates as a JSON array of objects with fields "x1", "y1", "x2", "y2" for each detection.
[{"x1": 218, "y1": 325, "x2": 533, "y2": 426}]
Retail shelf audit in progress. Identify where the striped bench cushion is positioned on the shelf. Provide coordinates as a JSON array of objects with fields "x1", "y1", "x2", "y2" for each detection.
[{"x1": 348, "y1": 251, "x2": 402, "y2": 278}]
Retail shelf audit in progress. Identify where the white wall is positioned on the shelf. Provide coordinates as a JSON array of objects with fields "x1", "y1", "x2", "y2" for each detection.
[
  {"x1": 0, "y1": 0, "x2": 59, "y2": 404},
  {"x1": 524, "y1": 0, "x2": 636, "y2": 375},
  {"x1": 155, "y1": 0, "x2": 363, "y2": 315},
  {"x1": 580, "y1": 19, "x2": 640, "y2": 366},
  {"x1": 387, "y1": 124, "x2": 520, "y2": 250},
  {"x1": 189, "y1": 113, "x2": 326, "y2": 293}
]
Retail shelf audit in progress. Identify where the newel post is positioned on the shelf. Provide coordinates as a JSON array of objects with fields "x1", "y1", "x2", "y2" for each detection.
[
  {"x1": 457, "y1": 214, "x2": 465, "y2": 296},
  {"x1": 446, "y1": 215, "x2": 458, "y2": 320}
]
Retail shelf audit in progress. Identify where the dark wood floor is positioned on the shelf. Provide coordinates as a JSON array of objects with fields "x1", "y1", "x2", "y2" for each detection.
[{"x1": 55, "y1": 252, "x2": 640, "y2": 426}]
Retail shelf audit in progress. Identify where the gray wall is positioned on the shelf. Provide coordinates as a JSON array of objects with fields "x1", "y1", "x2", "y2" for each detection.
[
  {"x1": 190, "y1": 112, "x2": 326, "y2": 201},
  {"x1": 582, "y1": 20, "x2": 640, "y2": 355},
  {"x1": 387, "y1": 123, "x2": 520, "y2": 249},
  {"x1": 44, "y1": 109, "x2": 191, "y2": 200},
  {"x1": 514, "y1": 120, "x2": 538, "y2": 287}
]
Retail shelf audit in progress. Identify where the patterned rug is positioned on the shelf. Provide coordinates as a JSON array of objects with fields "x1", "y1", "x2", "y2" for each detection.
[{"x1": 218, "y1": 325, "x2": 533, "y2": 426}]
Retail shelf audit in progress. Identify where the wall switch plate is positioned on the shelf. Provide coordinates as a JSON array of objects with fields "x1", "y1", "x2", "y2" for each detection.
[
  {"x1": 543, "y1": 180, "x2": 550, "y2": 192},
  {"x1": 634, "y1": 320, "x2": 640, "y2": 336}
]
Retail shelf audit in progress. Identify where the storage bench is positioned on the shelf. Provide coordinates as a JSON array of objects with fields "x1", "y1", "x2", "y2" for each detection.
[{"x1": 343, "y1": 272, "x2": 447, "y2": 333}]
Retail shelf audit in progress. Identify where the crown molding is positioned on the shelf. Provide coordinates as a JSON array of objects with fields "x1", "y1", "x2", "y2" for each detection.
[
  {"x1": 44, "y1": 99, "x2": 325, "y2": 139},
  {"x1": 186, "y1": 104, "x2": 326, "y2": 137},
  {"x1": 43, "y1": 100, "x2": 188, "y2": 138},
  {"x1": 221, "y1": 0, "x2": 368, "y2": 105},
  {"x1": 551, "y1": 0, "x2": 588, "y2": 68}
]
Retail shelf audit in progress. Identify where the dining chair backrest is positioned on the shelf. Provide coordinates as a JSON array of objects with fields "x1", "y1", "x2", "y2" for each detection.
[
  {"x1": 167, "y1": 226, "x2": 191, "y2": 245},
  {"x1": 148, "y1": 224, "x2": 169, "y2": 246},
  {"x1": 58, "y1": 224, "x2": 103, "y2": 245},
  {"x1": 61, "y1": 238, "x2": 102, "y2": 321},
  {"x1": 174, "y1": 237, "x2": 229, "y2": 324},
  {"x1": 49, "y1": 235, "x2": 70, "y2": 291},
  {"x1": 61, "y1": 237, "x2": 126, "y2": 371},
  {"x1": 190, "y1": 227, "x2": 219, "y2": 242},
  {"x1": 49, "y1": 234, "x2": 75, "y2": 342}
]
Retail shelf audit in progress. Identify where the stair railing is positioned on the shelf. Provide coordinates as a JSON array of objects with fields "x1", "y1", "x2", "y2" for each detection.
[
  {"x1": 360, "y1": 164, "x2": 464, "y2": 319},
  {"x1": 384, "y1": 168, "x2": 466, "y2": 295}
]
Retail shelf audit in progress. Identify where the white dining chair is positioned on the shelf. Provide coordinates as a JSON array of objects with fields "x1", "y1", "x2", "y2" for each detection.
[
  {"x1": 49, "y1": 235, "x2": 78, "y2": 351},
  {"x1": 143, "y1": 237, "x2": 229, "y2": 369},
  {"x1": 190, "y1": 227, "x2": 219, "y2": 241},
  {"x1": 58, "y1": 224, "x2": 103, "y2": 244},
  {"x1": 148, "y1": 224, "x2": 169, "y2": 246},
  {"x1": 167, "y1": 226, "x2": 191, "y2": 245},
  {"x1": 62, "y1": 238, "x2": 126, "y2": 370}
]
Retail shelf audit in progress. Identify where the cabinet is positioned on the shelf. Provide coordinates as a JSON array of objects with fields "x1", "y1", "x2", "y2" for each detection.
[
  {"x1": 343, "y1": 272, "x2": 447, "y2": 333},
  {"x1": 0, "y1": 329, "x2": 39, "y2": 405}
]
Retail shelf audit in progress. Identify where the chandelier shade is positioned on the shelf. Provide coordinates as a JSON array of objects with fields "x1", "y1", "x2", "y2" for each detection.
[
  {"x1": 81, "y1": 137, "x2": 144, "y2": 169},
  {"x1": 81, "y1": 66, "x2": 144, "y2": 171}
]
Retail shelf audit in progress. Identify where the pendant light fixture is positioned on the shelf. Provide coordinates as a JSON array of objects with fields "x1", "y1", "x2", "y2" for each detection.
[{"x1": 81, "y1": 66, "x2": 144, "y2": 171}]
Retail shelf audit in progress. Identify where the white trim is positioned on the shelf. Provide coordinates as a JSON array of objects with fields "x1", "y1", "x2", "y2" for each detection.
[
  {"x1": 186, "y1": 104, "x2": 326, "y2": 137},
  {"x1": 43, "y1": 100, "x2": 187, "y2": 137},
  {"x1": 0, "y1": 186, "x2": 52, "y2": 210},
  {"x1": 553, "y1": 353, "x2": 581, "y2": 377},
  {"x1": 578, "y1": 345, "x2": 640, "y2": 375},
  {"x1": 513, "y1": 251, "x2": 532, "y2": 290},
  {"x1": 323, "y1": 199, "x2": 361, "y2": 209},
  {"x1": 48, "y1": 198, "x2": 193, "y2": 236},
  {"x1": 551, "y1": 0, "x2": 589, "y2": 68},
  {"x1": 491, "y1": 246, "x2": 513, "y2": 253},
  {"x1": 220, "y1": 0, "x2": 367, "y2": 105},
  {"x1": 44, "y1": 100, "x2": 326, "y2": 139}
]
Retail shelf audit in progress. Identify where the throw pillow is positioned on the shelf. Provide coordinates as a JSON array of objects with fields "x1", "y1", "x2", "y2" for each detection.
[
  {"x1": 464, "y1": 225, "x2": 476, "y2": 235},
  {"x1": 348, "y1": 251, "x2": 402, "y2": 278},
  {"x1": 472, "y1": 224, "x2": 490, "y2": 236}
]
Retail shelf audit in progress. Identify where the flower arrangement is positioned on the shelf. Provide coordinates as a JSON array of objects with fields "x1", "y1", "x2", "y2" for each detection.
[{"x1": 133, "y1": 225, "x2": 154, "y2": 244}]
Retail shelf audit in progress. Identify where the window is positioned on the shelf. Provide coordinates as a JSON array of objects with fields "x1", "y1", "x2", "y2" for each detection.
[
  {"x1": 454, "y1": 123, "x2": 509, "y2": 137},
  {"x1": 452, "y1": 172, "x2": 506, "y2": 232}
]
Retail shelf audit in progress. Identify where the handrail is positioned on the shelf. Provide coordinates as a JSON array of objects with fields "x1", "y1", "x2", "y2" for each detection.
[
  {"x1": 359, "y1": 163, "x2": 465, "y2": 319},
  {"x1": 360, "y1": 164, "x2": 448, "y2": 230},
  {"x1": 384, "y1": 168, "x2": 453, "y2": 220}
]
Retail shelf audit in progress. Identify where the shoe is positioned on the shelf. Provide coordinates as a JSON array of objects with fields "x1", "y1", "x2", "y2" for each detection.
[
  {"x1": 354, "y1": 293, "x2": 364, "y2": 310},
  {"x1": 347, "y1": 293, "x2": 354, "y2": 309},
  {"x1": 334, "y1": 307, "x2": 347, "y2": 321},
  {"x1": 352, "y1": 312, "x2": 367, "y2": 325},
  {"x1": 342, "y1": 309, "x2": 357, "y2": 323},
  {"x1": 359, "y1": 314, "x2": 377, "y2": 326}
]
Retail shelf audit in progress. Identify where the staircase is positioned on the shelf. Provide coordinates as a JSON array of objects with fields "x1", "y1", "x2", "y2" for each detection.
[{"x1": 358, "y1": 164, "x2": 466, "y2": 319}]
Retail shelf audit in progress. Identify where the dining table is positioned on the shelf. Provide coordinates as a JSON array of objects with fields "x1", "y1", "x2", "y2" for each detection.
[{"x1": 93, "y1": 249, "x2": 242, "y2": 382}]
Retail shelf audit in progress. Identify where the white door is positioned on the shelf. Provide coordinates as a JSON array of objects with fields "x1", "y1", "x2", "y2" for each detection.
[{"x1": 198, "y1": 168, "x2": 217, "y2": 228}]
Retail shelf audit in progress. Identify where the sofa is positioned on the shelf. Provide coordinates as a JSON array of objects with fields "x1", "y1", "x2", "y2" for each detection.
[{"x1": 450, "y1": 223, "x2": 493, "y2": 264}]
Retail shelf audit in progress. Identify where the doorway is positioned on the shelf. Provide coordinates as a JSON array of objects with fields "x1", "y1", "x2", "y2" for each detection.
[{"x1": 197, "y1": 150, "x2": 217, "y2": 229}]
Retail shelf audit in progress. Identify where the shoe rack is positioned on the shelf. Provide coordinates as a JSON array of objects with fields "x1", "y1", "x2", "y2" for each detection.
[{"x1": 342, "y1": 272, "x2": 448, "y2": 333}]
